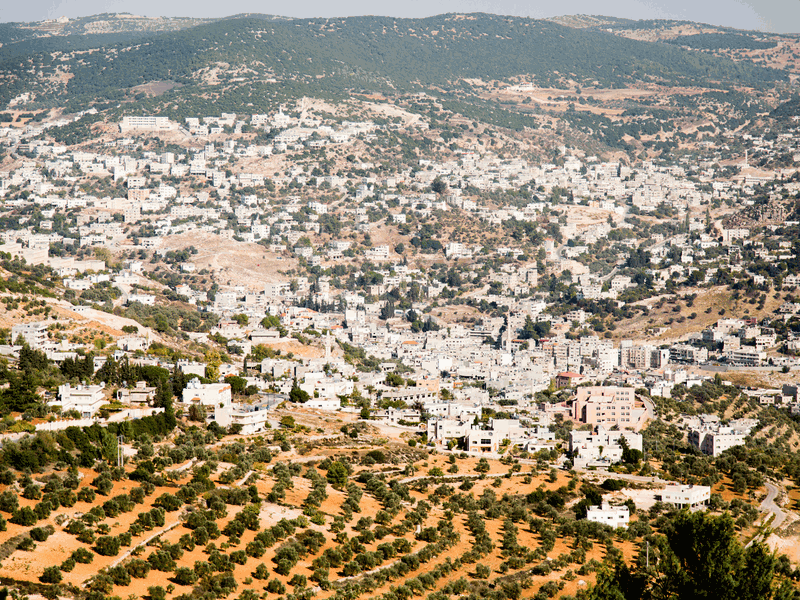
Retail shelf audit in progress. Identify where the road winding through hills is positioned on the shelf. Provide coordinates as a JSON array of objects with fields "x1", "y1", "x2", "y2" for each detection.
[{"x1": 761, "y1": 481, "x2": 787, "y2": 530}]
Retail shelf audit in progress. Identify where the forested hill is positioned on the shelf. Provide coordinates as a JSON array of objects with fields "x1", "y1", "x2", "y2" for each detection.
[{"x1": 0, "y1": 13, "x2": 787, "y2": 112}]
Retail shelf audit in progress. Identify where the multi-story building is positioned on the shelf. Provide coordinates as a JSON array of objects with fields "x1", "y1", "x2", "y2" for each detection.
[
  {"x1": 11, "y1": 322, "x2": 48, "y2": 349},
  {"x1": 569, "y1": 426, "x2": 643, "y2": 467},
  {"x1": 688, "y1": 425, "x2": 750, "y2": 457},
  {"x1": 572, "y1": 386, "x2": 645, "y2": 430},
  {"x1": 52, "y1": 383, "x2": 107, "y2": 417},
  {"x1": 586, "y1": 503, "x2": 629, "y2": 528},
  {"x1": 214, "y1": 400, "x2": 271, "y2": 435},
  {"x1": 120, "y1": 116, "x2": 176, "y2": 132}
]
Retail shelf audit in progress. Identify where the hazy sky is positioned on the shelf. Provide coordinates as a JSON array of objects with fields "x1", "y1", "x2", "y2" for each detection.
[{"x1": 2, "y1": 0, "x2": 799, "y2": 34}]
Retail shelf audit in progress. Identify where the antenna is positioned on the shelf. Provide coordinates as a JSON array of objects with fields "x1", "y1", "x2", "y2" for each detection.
[{"x1": 117, "y1": 435, "x2": 124, "y2": 469}]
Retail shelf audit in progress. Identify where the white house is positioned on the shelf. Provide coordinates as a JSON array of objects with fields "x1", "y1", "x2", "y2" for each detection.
[
  {"x1": 51, "y1": 383, "x2": 107, "y2": 417},
  {"x1": 12, "y1": 322, "x2": 48, "y2": 349},
  {"x1": 304, "y1": 398, "x2": 341, "y2": 411},
  {"x1": 215, "y1": 401, "x2": 271, "y2": 434},
  {"x1": 181, "y1": 378, "x2": 232, "y2": 407},
  {"x1": 658, "y1": 485, "x2": 710, "y2": 509},
  {"x1": 586, "y1": 503, "x2": 629, "y2": 528}
]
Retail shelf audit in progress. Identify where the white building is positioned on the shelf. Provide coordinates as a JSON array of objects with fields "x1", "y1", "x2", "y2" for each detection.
[
  {"x1": 586, "y1": 503, "x2": 629, "y2": 528},
  {"x1": 120, "y1": 116, "x2": 176, "y2": 132},
  {"x1": 304, "y1": 398, "x2": 342, "y2": 411},
  {"x1": 215, "y1": 401, "x2": 271, "y2": 434},
  {"x1": 366, "y1": 245, "x2": 390, "y2": 261},
  {"x1": 12, "y1": 322, "x2": 48, "y2": 349},
  {"x1": 181, "y1": 378, "x2": 232, "y2": 407},
  {"x1": 688, "y1": 424, "x2": 750, "y2": 457},
  {"x1": 569, "y1": 426, "x2": 643, "y2": 467},
  {"x1": 659, "y1": 484, "x2": 710, "y2": 509},
  {"x1": 427, "y1": 417, "x2": 473, "y2": 445},
  {"x1": 51, "y1": 383, "x2": 107, "y2": 417}
]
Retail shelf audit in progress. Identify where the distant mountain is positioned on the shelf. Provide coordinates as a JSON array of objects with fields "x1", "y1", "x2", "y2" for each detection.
[{"x1": 0, "y1": 13, "x2": 786, "y2": 113}]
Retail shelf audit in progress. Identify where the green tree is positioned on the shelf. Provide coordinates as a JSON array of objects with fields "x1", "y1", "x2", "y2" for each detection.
[
  {"x1": 326, "y1": 461, "x2": 349, "y2": 488},
  {"x1": 590, "y1": 511, "x2": 781, "y2": 600},
  {"x1": 289, "y1": 381, "x2": 309, "y2": 404},
  {"x1": 475, "y1": 458, "x2": 490, "y2": 474}
]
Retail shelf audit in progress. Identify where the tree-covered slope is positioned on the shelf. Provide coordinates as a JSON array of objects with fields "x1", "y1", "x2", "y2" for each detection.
[{"x1": 0, "y1": 13, "x2": 787, "y2": 111}]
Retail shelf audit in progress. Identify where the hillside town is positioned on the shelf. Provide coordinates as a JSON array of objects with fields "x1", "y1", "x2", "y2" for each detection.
[
  {"x1": 0, "y1": 101, "x2": 796, "y2": 463},
  {"x1": 1, "y1": 9, "x2": 800, "y2": 600}
]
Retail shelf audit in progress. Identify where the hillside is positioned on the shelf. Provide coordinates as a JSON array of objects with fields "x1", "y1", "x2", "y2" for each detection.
[{"x1": 0, "y1": 13, "x2": 787, "y2": 115}]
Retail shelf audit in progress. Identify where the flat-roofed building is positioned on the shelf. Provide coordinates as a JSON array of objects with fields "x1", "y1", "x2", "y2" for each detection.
[
  {"x1": 586, "y1": 503, "x2": 629, "y2": 528},
  {"x1": 181, "y1": 378, "x2": 232, "y2": 407},
  {"x1": 12, "y1": 322, "x2": 48, "y2": 349},
  {"x1": 659, "y1": 485, "x2": 710, "y2": 509},
  {"x1": 688, "y1": 425, "x2": 750, "y2": 457},
  {"x1": 51, "y1": 383, "x2": 107, "y2": 417},
  {"x1": 572, "y1": 386, "x2": 646, "y2": 430},
  {"x1": 120, "y1": 116, "x2": 176, "y2": 132},
  {"x1": 215, "y1": 400, "x2": 271, "y2": 435}
]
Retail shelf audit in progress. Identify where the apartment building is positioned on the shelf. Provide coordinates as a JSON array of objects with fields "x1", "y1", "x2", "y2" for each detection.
[
  {"x1": 572, "y1": 386, "x2": 646, "y2": 430},
  {"x1": 688, "y1": 424, "x2": 750, "y2": 457}
]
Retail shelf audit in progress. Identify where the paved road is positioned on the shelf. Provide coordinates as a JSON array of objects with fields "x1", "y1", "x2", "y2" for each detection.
[
  {"x1": 761, "y1": 481, "x2": 787, "y2": 530},
  {"x1": 746, "y1": 481, "x2": 788, "y2": 548}
]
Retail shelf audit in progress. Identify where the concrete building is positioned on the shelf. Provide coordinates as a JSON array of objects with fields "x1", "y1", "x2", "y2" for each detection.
[
  {"x1": 304, "y1": 398, "x2": 341, "y2": 411},
  {"x1": 181, "y1": 378, "x2": 232, "y2": 407},
  {"x1": 51, "y1": 383, "x2": 107, "y2": 417},
  {"x1": 381, "y1": 388, "x2": 438, "y2": 405},
  {"x1": 658, "y1": 485, "x2": 710, "y2": 509},
  {"x1": 373, "y1": 407, "x2": 421, "y2": 425},
  {"x1": 12, "y1": 322, "x2": 48, "y2": 349},
  {"x1": 120, "y1": 116, "x2": 176, "y2": 132},
  {"x1": 569, "y1": 426, "x2": 643, "y2": 467},
  {"x1": 215, "y1": 401, "x2": 271, "y2": 434},
  {"x1": 572, "y1": 386, "x2": 646, "y2": 430},
  {"x1": 555, "y1": 371, "x2": 587, "y2": 388},
  {"x1": 688, "y1": 424, "x2": 750, "y2": 457},
  {"x1": 117, "y1": 381, "x2": 156, "y2": 405},
  {"x1": 586, "y1": 503, "x2": 629, "y2": 528},
  {"x1": 427, "y1": 417, "x2": 473, "y2": 446},
  {"x1": 725, "y1": 347, "x2": 766, "y2": 367},
  {"x1": 466, "y1": 418, "x2": 526, "y2": 453},
  {"x1": 177, "y1": 360, "x2": 207, "y2": 377}
]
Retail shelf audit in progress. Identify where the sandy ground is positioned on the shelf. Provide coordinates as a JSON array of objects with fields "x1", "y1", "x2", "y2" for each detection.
[{"x1": 161, "y1": 232, "x2": 298, "y2": 289}]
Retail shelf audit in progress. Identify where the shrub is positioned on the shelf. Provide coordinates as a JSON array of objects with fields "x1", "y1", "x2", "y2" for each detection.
[
  {"x1": 253, "y1": 563, "x2": 270, "y2": 580},
  {"x1": 108, "y1": 565, "x2": 131, "y2": 586},
  {"x1": 59, "y1": 558, "x2": 76, "y2": 572},
  {"x1": 245, "y1": 540, "x2": 265, "y2": 558},
  {"x1": 173, "y1": 567, "x2": 197, "y2": 585},
  {"x1": 72, "y1": 547, "x2": 94, "y2": 564},
  {"x1": 17, "y1": 538, "x2": 35, "y2": 551},
  {"x1": 22, "y1": 484, "x2": 41, "y2": 500},
  {"x1": 95, "y1": 535, "x2": 121, "y2": 556},
  {"x1": 77, "y1": 528, "x2": 96, "y2": 544},
  {"x1": 29, "y1": 526, "x2": 52, "y2": 542},
  {"x1": 77, "y1": 488, "x2": 96, "y2": 503},
  {"x1": 40, "y1": 566, "x2": 62, "y2": 584},
  {"x1": 147, "y1": 586, "x2": 166, "y2": 600},
  {"x1": 125, "y1": 558, "x2": 151, "y2": 578},
  {"x1": 10, "y1": 507, "x2": 37, "y2": 526}
]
